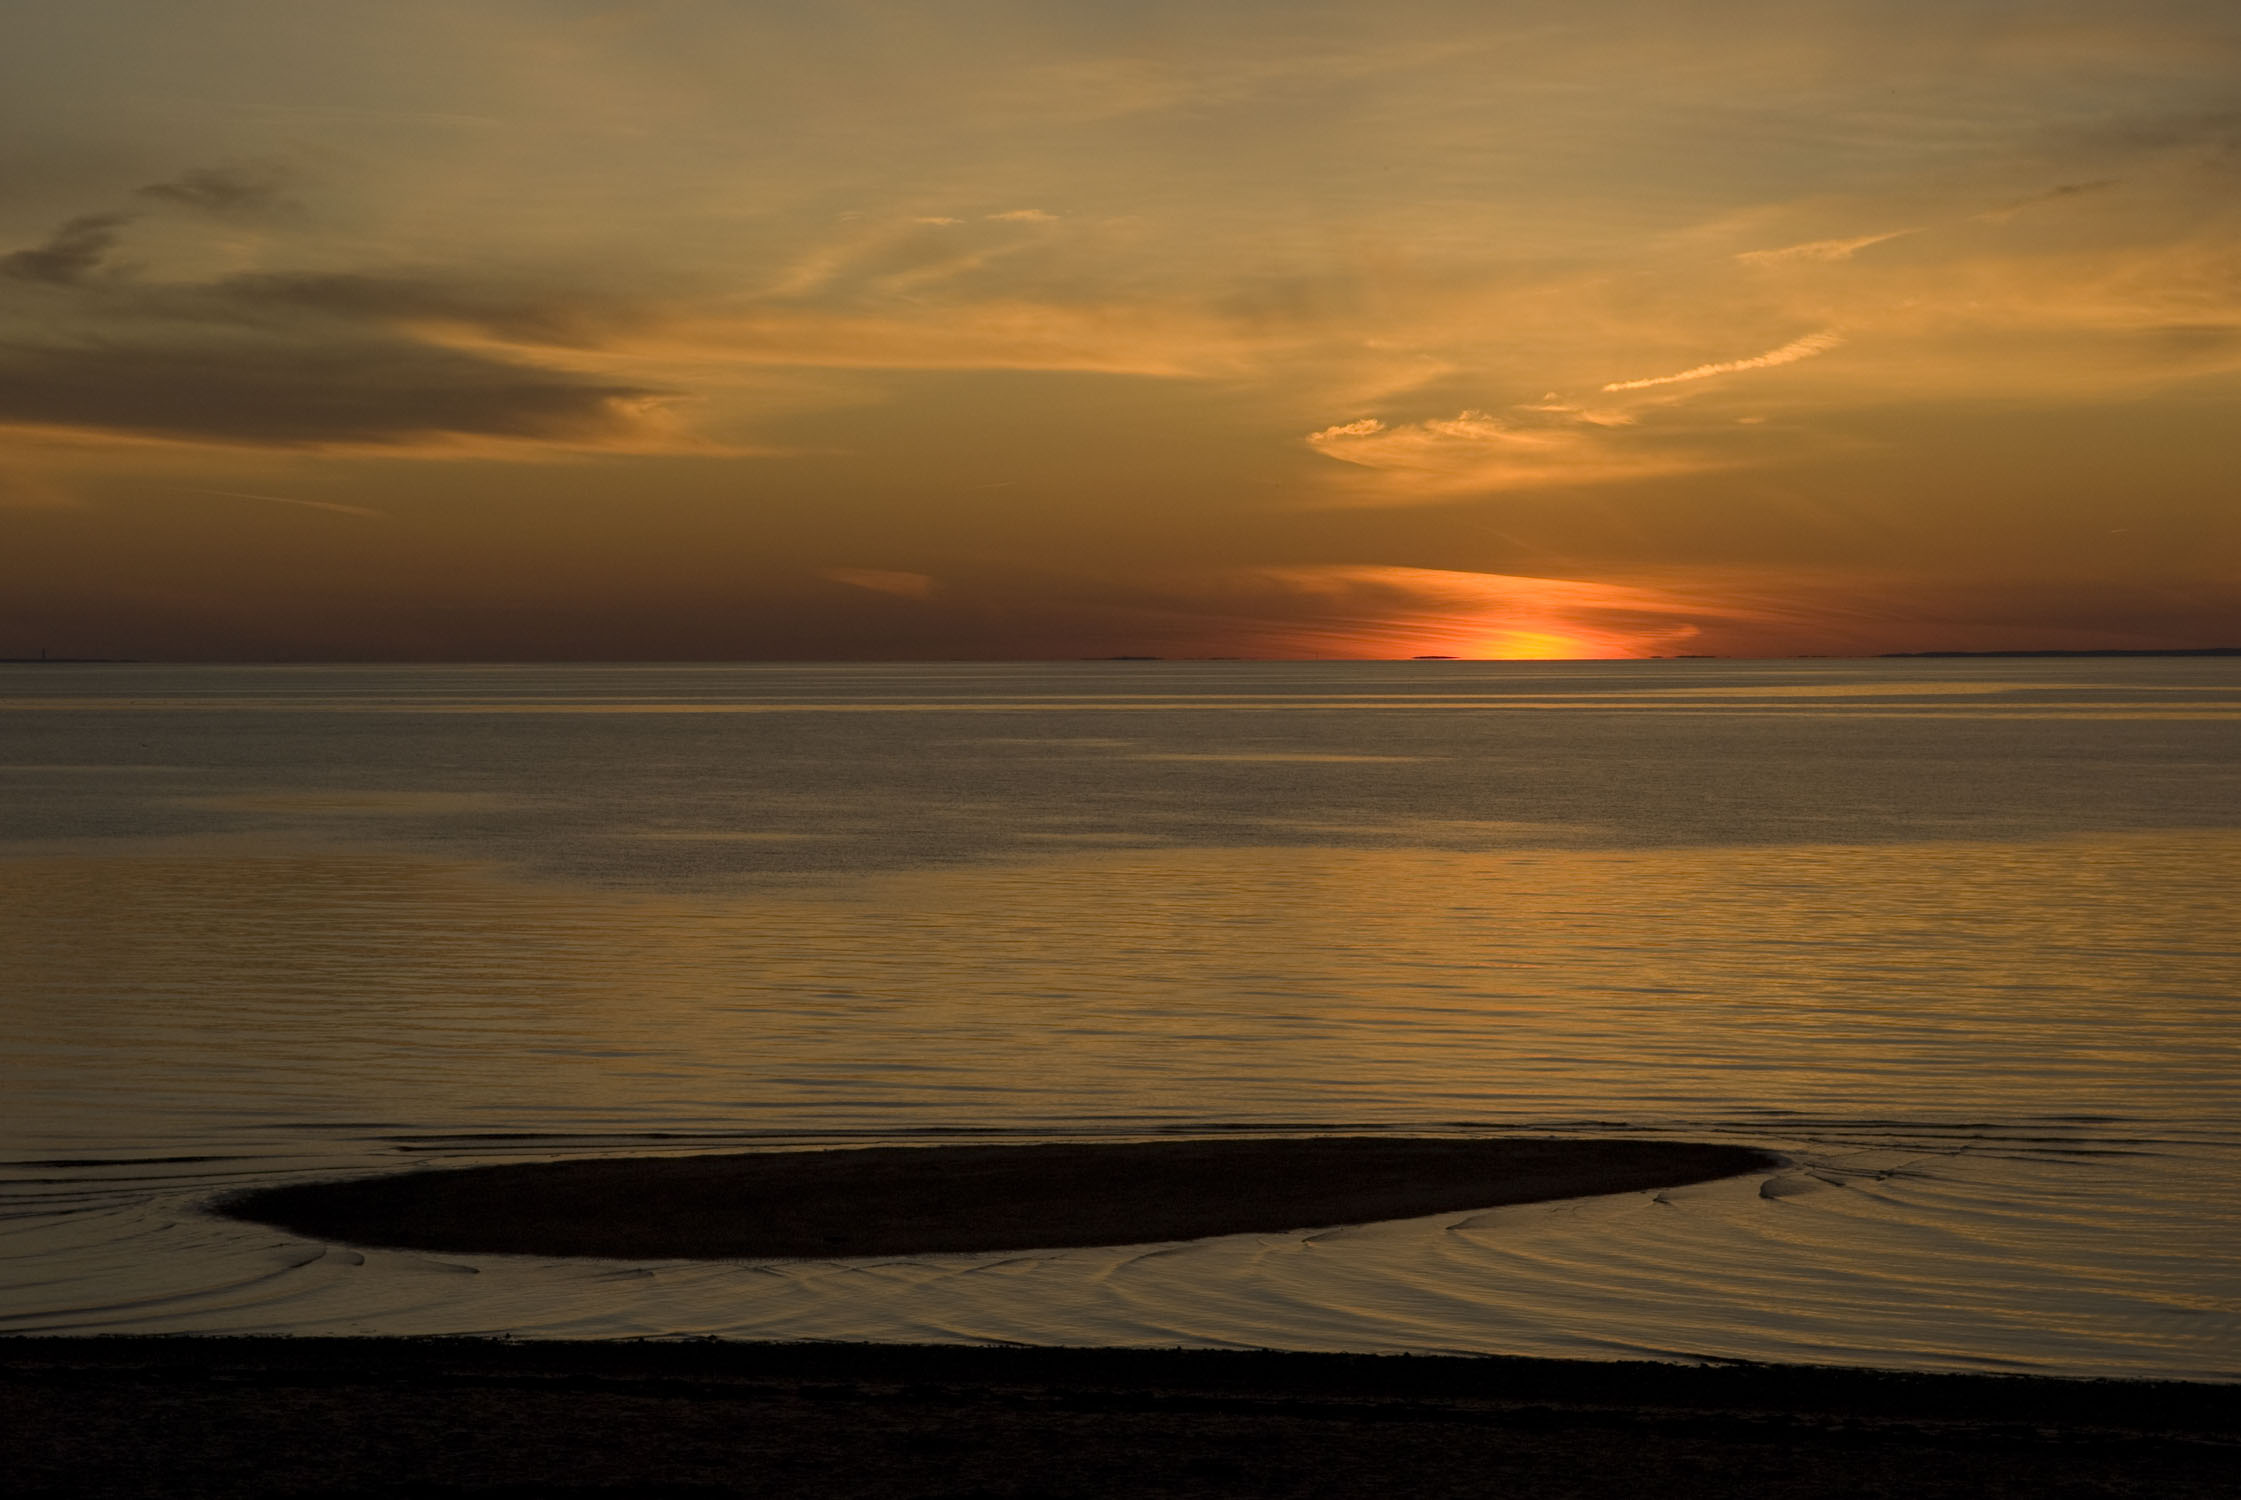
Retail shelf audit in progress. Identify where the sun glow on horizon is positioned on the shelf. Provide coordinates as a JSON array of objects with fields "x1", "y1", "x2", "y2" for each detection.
[
  {"x1": 1453, "y1": 628, "x2": 1633, "y2": 660},
  {"x1": 1239, "y1": 566, "x2": 1719, "y2": 660}
]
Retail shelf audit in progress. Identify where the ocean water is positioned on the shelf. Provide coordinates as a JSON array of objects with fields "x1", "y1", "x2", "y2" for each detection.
[{"x1": 1, "y1": 659, "x2": 2236, "y2": 1378}]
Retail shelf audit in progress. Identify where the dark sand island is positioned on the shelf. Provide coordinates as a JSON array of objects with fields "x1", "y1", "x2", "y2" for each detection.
[{"x1": 220, "y1": 1136, "x2": 1778, "y2": 1259}]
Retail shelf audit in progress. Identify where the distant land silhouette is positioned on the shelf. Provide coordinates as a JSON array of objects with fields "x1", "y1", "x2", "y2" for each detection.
[
  {"x1": 3, "y1": 650, "x2": 2235, "y2": 665},
  {"x1": 1879, "y1": 648, "x2": 2240, "y2": 659}
]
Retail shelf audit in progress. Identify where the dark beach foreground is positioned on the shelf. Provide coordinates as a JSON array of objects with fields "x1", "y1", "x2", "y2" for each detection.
[
  {"x1": 5, "y1": 1337, "x2": 2235, "y2": 1499},
  {"x1": 218, "y1": 1136, "x2": 1778, "y2": 1259}
]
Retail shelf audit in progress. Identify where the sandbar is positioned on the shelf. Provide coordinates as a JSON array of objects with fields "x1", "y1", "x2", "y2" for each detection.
[{"x1": 218, "y1": 1135, "x2": 1777, "y2": 1259}]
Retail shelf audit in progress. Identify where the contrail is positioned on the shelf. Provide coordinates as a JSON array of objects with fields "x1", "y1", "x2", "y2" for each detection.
[
  {"x1": 1736, "y1": 229, "x2": 1918, "y2": 265},
  {"x1": 191, "y1": 489, "x2": 387, "y2": 519},
  {"x1": 1602, "y1": 330, "x2": 1843, "y2": 392}
]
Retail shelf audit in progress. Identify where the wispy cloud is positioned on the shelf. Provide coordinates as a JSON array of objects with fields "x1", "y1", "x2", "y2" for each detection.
[
  {"x1": 191, "y1": 489, "x2": 387, "y2": 519},
  {"x1": 636, "y1": 303, "x2": 1265, "y2": 378},
  {"x1": 1974, "y1": 179, "x2": 2121, "y2": 223},
  {"x1": 822, "y1": 567, "x2": 935, "y2": 600},
  {"x1": 1601, "y1": 331, "x2": 1844, "y2": 392},
  {"x1": 1515, "y1": 397, "x2": 1637, "y2": 427},
  {"x1": 1304, "y1": 408, "x2": 1714, "y2": 501},
  {"x1": 1737, "y1": 230, "x2": 1919, "y2": 265},
  {"x1": 135, "y1": 162, "x2": 295, "y2": 218},
  {"x1": 986, "y1": 35, "x2": 1485, "y2": 126}
]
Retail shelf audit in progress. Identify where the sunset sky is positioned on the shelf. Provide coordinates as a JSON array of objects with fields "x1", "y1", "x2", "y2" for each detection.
[{"x1": 3, "y1": 0, "x2": 2237, "y2": 659}]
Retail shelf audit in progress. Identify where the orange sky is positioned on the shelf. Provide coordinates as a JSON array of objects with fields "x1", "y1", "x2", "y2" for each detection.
[{"x1": 2, "y1": 1, "x2": 2237, "y2": 659}]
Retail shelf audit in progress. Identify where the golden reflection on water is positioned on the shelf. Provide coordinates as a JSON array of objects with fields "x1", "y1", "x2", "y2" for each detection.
[{"x1": 5, "y1": 832, "x2": 2236, "y2": 1153}]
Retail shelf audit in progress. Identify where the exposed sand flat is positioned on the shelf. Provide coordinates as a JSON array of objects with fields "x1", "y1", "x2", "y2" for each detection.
[
  {"x1": 4, "y1": 1338, "x2": 2234, "y2": 1500},
  {"x1": 218, "y1": 1137, "x2": 1778, "y2": 1259}
]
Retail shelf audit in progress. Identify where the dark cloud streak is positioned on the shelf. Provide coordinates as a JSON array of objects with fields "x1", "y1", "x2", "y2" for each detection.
[
  {"x1": 1, "y1": 213, "x2": 132, "y2": 285},
  {"x1": 135, "y1": 163, "x2": 293, "y2": 217},
  {"x1": 209, "y1": 271, "x2": 620, "y2": 346},
  {"x1": 4, "y1": 164, "x2": 294, "y2": 285},
  {"x1": 0, "y1": 175, "x2": 670, "y2": 449},
  {"x1": 0, "y1": 337, "x2": 660, "y2": 447}
]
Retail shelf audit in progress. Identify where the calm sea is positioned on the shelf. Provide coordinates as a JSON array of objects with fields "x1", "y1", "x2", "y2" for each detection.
[{"x1": 2, "y1": 659, "x2": 2236, "y2": 1378}]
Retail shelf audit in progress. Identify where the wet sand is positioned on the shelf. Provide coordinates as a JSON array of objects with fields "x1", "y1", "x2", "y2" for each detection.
[
  {"x1": 218, "y1": 1136, "x2": 1778, "y2": 1259},
  {"x1": 5, "y1": 1337, "x2": 2234, "y2": 1499}
]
